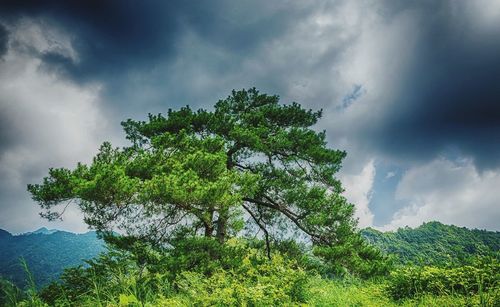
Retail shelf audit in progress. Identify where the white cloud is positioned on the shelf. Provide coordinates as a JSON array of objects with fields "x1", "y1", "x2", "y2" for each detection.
[
  {"x1": 464, "y1": 0, "x2": 500, "y2": 31},
  {"x1": 340, "y1": 159, "x2": 375, "y2": 228},
  {"x1": 0, "y1": 19, "x2": 114, "y2": 233},
  {"x1": 385, "y1": 171, "x2": 396, "y2": 179},
  {"x1": 7, "y1": 17, "x2": 78, "y2": 62},
  {"x1": 382, "y1": 158, "x2": 500, "y2": 231}
]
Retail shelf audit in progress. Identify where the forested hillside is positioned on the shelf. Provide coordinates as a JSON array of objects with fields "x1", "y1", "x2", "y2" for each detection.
[
  {"x1": 0, "y1": 228, "x2": 104, "y2": 287},
  {"x1": 362, "y1": 221, "x2": 500, "y2": 265}
]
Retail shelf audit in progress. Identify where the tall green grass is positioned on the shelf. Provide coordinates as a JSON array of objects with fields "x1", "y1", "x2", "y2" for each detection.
[
  {"x1": 306, "y1": 277, "x2": 499, "y2": 307},
  {"x1": 2, "y1": 273, "x2": 499, "y2": 306},
  {"x1": 1, "y1": 253, "x2": 498, "y2": 306},
  {"x1": 387, "y1": 256, "x2": 499, "y2": 301},
  {"x1": 1, "y1": 258, "x2": 46, "y2": 307}
]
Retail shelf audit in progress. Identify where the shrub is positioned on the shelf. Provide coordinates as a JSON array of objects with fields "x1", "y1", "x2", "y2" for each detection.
[
  {"x1": 172, "y1": 247, "x2": 308, "y2": 306},
  {"x1": 387, "y1": 256, "x2": 500, "y2": 300}
]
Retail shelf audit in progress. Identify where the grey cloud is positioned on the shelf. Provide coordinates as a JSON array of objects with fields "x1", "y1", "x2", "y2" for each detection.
[
  {"x1": 0, "y1": 23, "x2": 7, "y2": 58},
  {"x1": 0, "y1": 1, "x2": 315, "y2": 113},
  {"x1": 386, "y1": 158, "x2": 500, "y2": 231},
  {"x1": 2, "y1": 1, "x2": 498, "y2": 170},
  {"x1": 329, "y1": 1, "x2": 500, "y2": 170}
]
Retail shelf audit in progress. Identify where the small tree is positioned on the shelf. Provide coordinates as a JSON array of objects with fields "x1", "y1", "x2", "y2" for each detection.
[{"x1": 28, "y1": 88, "x2": 386, "y2": 276}]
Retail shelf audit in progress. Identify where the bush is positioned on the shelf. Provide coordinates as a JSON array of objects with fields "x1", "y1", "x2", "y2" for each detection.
[
  {"x1": 387, "y1": 256, "x2": 500, "y2": 300},
  {"x1": 172, "y1": 251, "x2": 308, "y2": 306},
  {"x1": 163, "y1": 236, "x2": 250, "y2": 278}
]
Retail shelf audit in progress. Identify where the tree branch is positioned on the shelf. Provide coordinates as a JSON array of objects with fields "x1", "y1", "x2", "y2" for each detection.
[
  {"x1": 242, "y1": 204, "x2": 271, "y2": 259},
  {"x1": 243, "y1": 196, "x2": 328, "y2": 244}
]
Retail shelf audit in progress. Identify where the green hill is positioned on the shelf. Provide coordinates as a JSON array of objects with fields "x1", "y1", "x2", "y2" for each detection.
[
  {"x1": 0, "y1": 228, "x2": 104, "y2": 288},
  {"x1": 362, "y1": 221, "x2": 500, "y2": 265}
]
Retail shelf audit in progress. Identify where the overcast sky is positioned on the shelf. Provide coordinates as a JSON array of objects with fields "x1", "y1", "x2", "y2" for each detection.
[{"x1": 0, "y1": 0, "x2": 499, "y2": 233}]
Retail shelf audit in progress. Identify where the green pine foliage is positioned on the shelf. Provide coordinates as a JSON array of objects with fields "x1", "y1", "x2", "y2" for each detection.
[{"x1": 28, "y1": 88, "x2": 387, "y2": 277}]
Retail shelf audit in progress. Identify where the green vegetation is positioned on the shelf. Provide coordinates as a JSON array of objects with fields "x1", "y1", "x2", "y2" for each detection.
[
  {"x1": 1, "y1": 89, "x2": 499, "y2": 306},
  {"x1": 1, "y1": 228, "x2": 499, "y2": 306},
  {"x1": 1, "y1": 246, "x2": 498, "y2": 306},
  {"x1": 363, "y1": 221, "x2": 500, "y2": 265},
  {"x1": 0, "y1": 228, "x2": 104, "y2": 288},
  {"x1": 387, "y1": 256, "x2": 499, "y2": 300},
  {"x1": 307, "y1": 275, "x2": 499, "y2": 307}
]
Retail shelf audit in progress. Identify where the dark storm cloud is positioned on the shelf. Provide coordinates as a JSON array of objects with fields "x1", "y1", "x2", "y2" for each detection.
[
  {"x1": 0, "y1": 0, "x2": 306, "y2": 83},
  {"x1": 357, "y1": 1, "x2": 500, "y2": 170},
  {"x1": 0, "y1": 0, "x2": 322, "y2": 127},
  {"x1": 0, "y1": 0, "x2": 498, "y2": 168},
  {"x1": 0, "y1": 0, "x2": 182, "y2": 82},
  {"x1": 0, "y1": 23, "x2": 7, "y2": 58}
]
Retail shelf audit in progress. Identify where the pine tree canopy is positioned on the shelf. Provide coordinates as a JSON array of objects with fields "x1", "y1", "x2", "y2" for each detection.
[{"x1": 28, "y1": 88, "x2": 387, "y2": 276}]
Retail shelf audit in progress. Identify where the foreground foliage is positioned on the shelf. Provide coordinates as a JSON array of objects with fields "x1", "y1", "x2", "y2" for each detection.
[
  {"x1": 2, "y1": 239, "x2": 310, "y2": 306},
  {"x1": 2, "y1": 221, "x2": 498, "y2": 291},
  {"x1": 307, "y1": 276, "x2": 499, "y2": 307},
  {"x1": 387, "y1": 256, "x2": 500, "y2": 300},
  {"x1": 1, "y1": 239, "x2": 498, "y2": 306}
]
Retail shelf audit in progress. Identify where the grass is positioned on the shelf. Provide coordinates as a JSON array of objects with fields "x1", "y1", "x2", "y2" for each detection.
[
  {"x1": 305, "y1": 277, "x2": 499, "y2": 307},
  {"x1": 2, "y1": 275, "x2": 499, "y2": 306},
  {"x1": 112, "y1": 278, "x2": 500, "y2": 306}
]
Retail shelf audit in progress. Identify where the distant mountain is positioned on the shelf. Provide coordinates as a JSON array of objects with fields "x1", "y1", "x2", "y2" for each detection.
[
  {"x1": 362, "y1": 221, "x2": 500, "y2": 265},
  {"x1": 0, "y1": 229, "x2": 10, "y2": 239},
  {"x1": 0, "y1": 228, "x2": 105, "y2": 288},
  {"x1": 25, "y1": 227, "x2": 59, "y2": 235}
]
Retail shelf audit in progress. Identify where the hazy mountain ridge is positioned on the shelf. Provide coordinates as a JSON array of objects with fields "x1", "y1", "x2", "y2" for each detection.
[
  {"x1": 0, "y1": 228, "x2": 105, "y2": 287},
  {"x1": 24, "y1": 227, "x2": 59, "y2": 235}
]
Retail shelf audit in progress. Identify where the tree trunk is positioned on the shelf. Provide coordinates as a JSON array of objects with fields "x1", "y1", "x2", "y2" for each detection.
[
  {"x1": 216, "y1": 210, "x2": 228, "y2": 244},
  {"x1": 204, "y1": 223, "x2": 214, "y2": 237},
  {"x1": 204, "y1": 210, "x2": 214, "y2": 237}
]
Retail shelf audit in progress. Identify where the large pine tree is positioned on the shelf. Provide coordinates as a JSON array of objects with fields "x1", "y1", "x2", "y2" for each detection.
[{"x1": 29, "y1": 88, "x2": 386, "y2": 276}]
